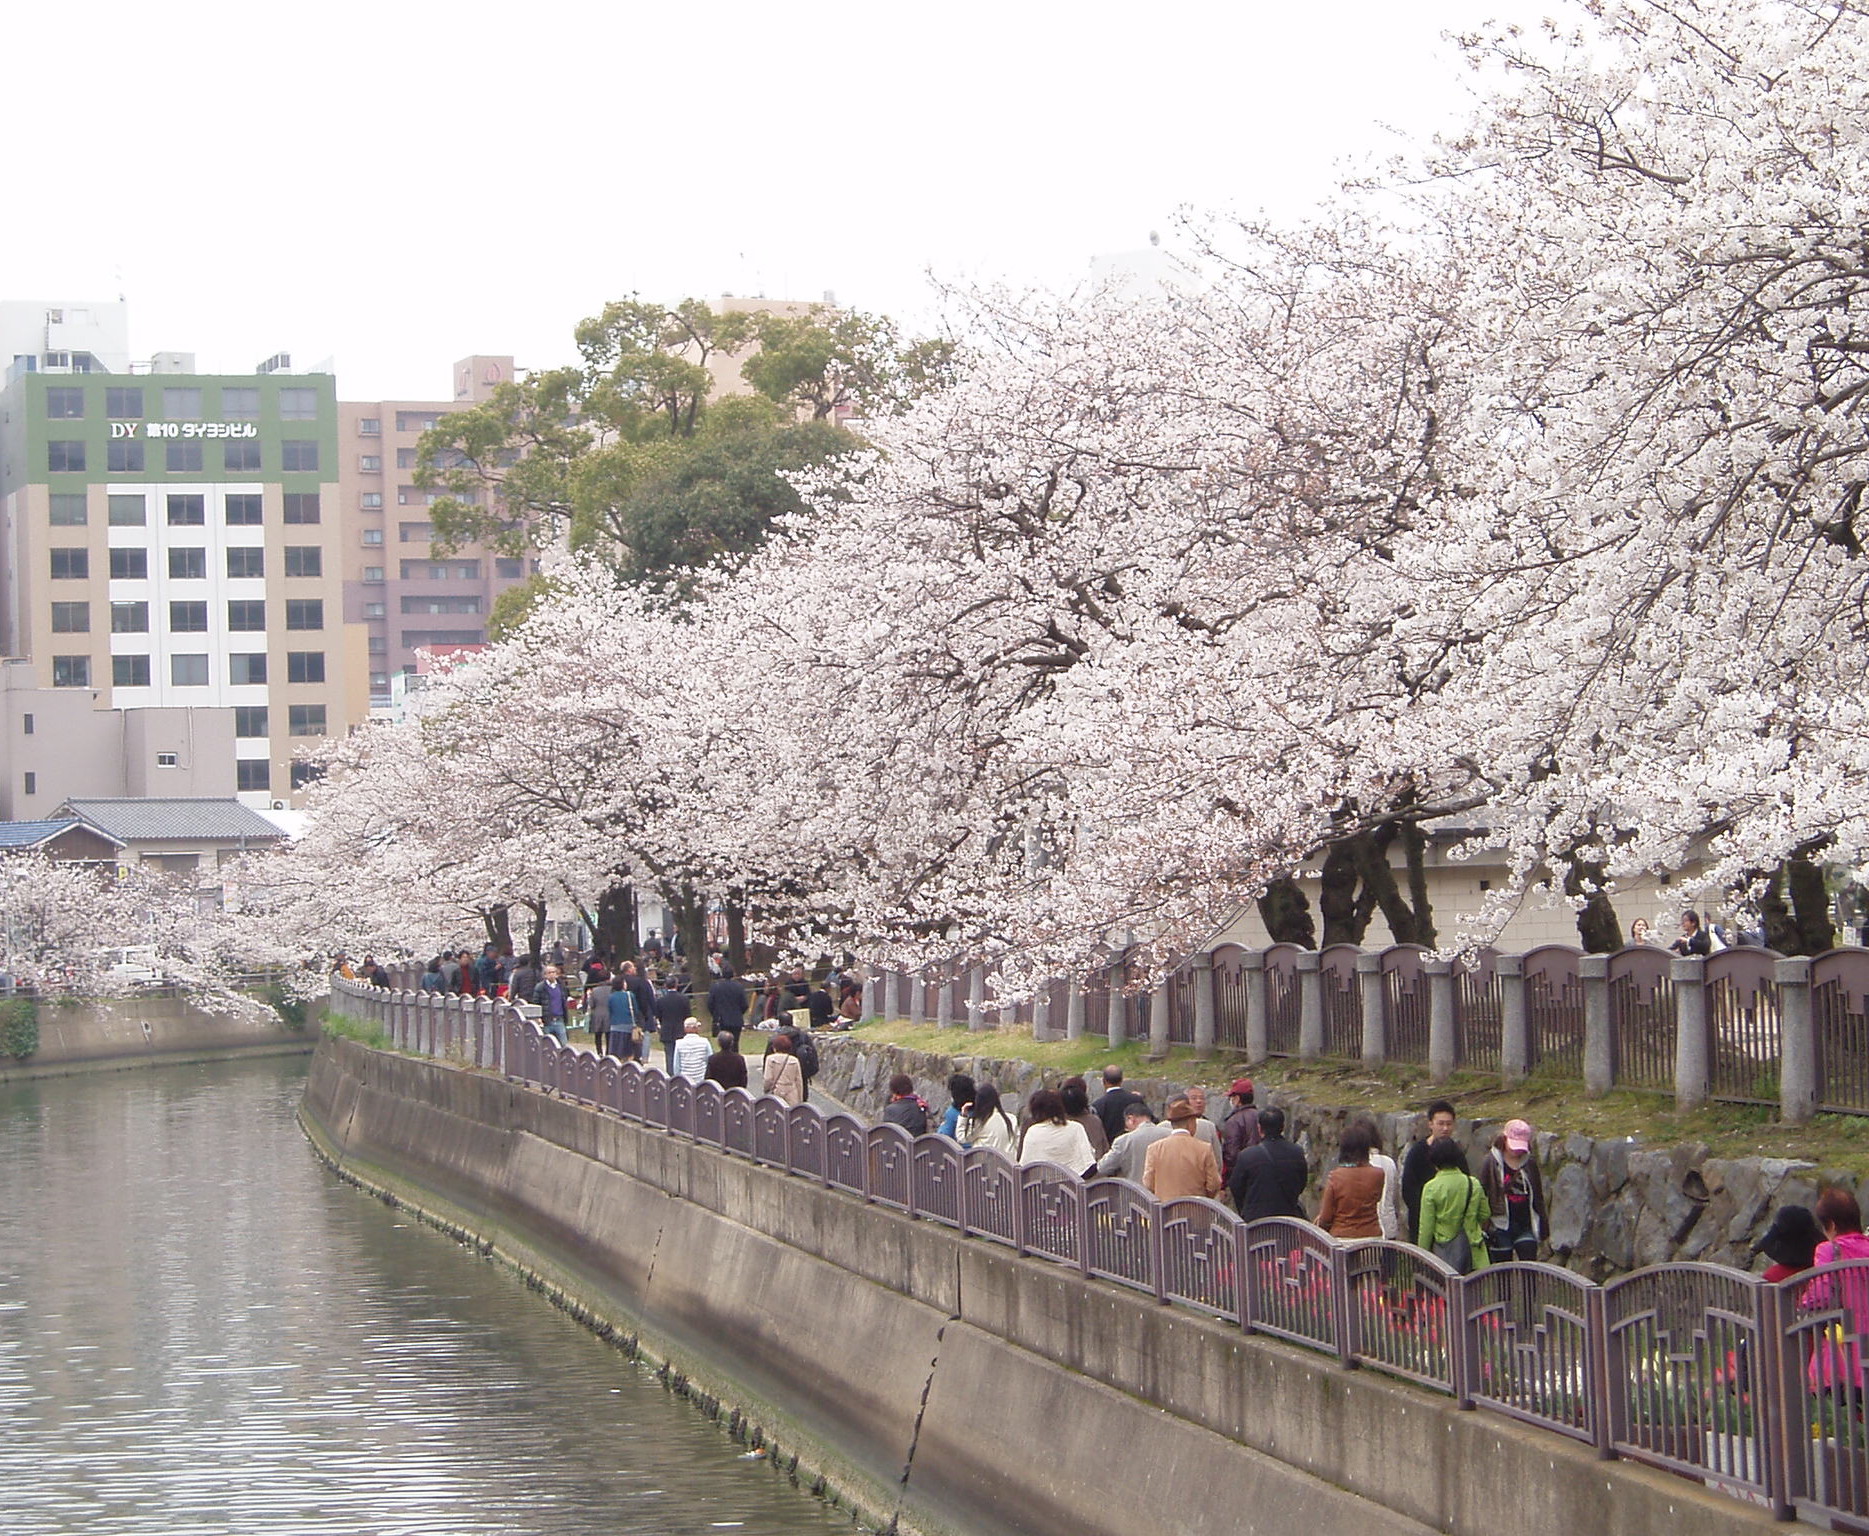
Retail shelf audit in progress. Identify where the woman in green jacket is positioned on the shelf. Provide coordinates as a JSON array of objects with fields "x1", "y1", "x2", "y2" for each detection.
[{"x1": 1416, "y1": 1136, "x2": 1490, "y2": 1272}]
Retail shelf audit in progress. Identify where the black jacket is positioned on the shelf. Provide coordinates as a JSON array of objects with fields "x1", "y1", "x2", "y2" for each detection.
[
  {"x1": 883, "y1": 1098, "x2": 928, "y2": 1136},
  {"x1": 704, "y1": 1050, "x2": 748, "y2": 1090},
  {"x1": 654, "y1": 986, "x2": 690, "y2": 1044},
  {"x1": 1093, "y1": 1087, "x2": 1145, "y2": 1145},
  {"x1": 1229, "y1": 1135, "x2": 1309, "y2": 1222},
  {"x1": 708, "y1": 976, "x2": 748, "y2": 1031},
  {"x1": 1400, "y1": 1137, "x2": 1436, "y2": 1244}
]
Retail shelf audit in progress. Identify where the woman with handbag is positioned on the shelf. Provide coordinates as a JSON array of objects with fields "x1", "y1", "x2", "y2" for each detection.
[
  {"x1": 1417, "y1": 1137, "x2": 1490, "y2": 1274},
  {"x1": 1480, "y1": 1119, "x2": 1549, "y2": 1263}
]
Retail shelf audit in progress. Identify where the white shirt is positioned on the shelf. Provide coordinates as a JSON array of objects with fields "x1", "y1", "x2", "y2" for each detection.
[
  {"x1": 673, "y1": 1033, "x2": 711, "y2": 1084},
  {"x1": 1370, "y1": 1150, "x2": 1403, "y2": 1239},
  {"x1": 1019, "y1": 1119, "x2": 1096, "y2": 1172}
]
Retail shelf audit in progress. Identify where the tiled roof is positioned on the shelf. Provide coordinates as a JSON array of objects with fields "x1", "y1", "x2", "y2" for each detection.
[
  {"x1": 58, "y1": 799, "x2": 288, "y2": 844},
  {"x1": 0, "y1": 818, "x2": 108, "y2": 850}
]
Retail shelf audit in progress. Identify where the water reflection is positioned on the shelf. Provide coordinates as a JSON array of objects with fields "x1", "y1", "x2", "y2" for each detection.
[{"x1": 0, "y1": 1058, "x2": 852, "y2": 1535}]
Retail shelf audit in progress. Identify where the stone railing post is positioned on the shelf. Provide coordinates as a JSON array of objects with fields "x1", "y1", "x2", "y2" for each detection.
[
  {"x1": 967, "y1": 965, "x2": 988, "y2": 1031},
  {"x1": 1297, "y1": 951, "x2": 1324, "y2": 1061},
  {"x1": 1498, "y1": 955, "x2": 1529, "y2": 1084},
  {"x1": 1356, "y1": 952, "x2": 1386, "y2": 1069},
  {"x1": 1107, "y1": 960, "x2": 1128, "y2": 1049},
  {"x1": 1671, "y1": 956, "x2": 1710, "y2": 1112},
  {"x1": 1191, "y1": 952, "x2": 1216, "y2": 1059},
  {"x1": 1778, "y1": 957, "x2": 1816, "y2": 1125},
  {"x1": 1065, "y1": 978, "x2": 1085, "y2": 1041},
  {"x1": 1243, "y1": 950, "x2": 1268, "y2": 1064},
  {"x1": 1581, "y1": 954, "x2": 1612, "y2": 1097},
  {"x1": 1032, "y1": 984, "x2": 1054, "y2": 1042},
  {"x1": 1148, "y1": 976, "x2": 1171, "y2": 1059},
  {"x1": 1426, "y1": 958, "x2": 1456, "y2": 1082},
  {"x1": 862, "y1": 973, "x2": 878, "y2": 1020},
  {"x1": 908, "y1": 973, "x2": 924, "y2": 1029},
  {"x1": 883, "y1": 969, "x2": 900, "y2": 1023},
  {"x1": 935, "y1": 966, "x2": 955, "y2": 1029},
  {"x1": 411, "y1": 992, "x2": 426, "y2": 1055}
]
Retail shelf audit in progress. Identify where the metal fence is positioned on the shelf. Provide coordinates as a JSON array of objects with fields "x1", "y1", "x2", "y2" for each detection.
[{"x1": 330, "y1": 977, "x2": 1869, "y2": 1528}]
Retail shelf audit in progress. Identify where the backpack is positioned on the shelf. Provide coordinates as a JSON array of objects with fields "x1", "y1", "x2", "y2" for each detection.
[{"x1": 791, "y1": 1030, "x2": 819, "y2": 1081}]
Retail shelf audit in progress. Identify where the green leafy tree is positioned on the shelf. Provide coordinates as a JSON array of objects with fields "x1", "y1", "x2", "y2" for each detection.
[{"x1": 741, "y1": 308, "x2": 956, "y2": 421}]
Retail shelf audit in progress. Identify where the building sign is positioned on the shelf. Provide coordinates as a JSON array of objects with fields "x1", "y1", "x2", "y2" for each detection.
[{"x1": 109, "y1": 422, "x2": 258, "y2": 439}]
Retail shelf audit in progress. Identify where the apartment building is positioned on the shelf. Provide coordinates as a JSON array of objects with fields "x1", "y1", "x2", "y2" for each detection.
[
  {"x1": 338, "y1": 355, "x2": 530, "y2": 705},
  {"x1": 0, "y1": 346, "x2": 366, "y2": 806}
]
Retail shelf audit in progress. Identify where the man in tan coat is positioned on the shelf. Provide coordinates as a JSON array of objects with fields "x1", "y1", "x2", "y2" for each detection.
[{"x1": 1142, "y1": 1097, "x2": 1224, "y2": 1201}]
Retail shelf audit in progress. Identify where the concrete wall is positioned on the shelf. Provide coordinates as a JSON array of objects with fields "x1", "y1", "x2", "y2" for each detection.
[
  {"x1": 300, "y1": 1036, "x2": 1783, "y2": 1536},
  {"x1": 0, "y1": 991, "x2": 316, "y2": 1080}
]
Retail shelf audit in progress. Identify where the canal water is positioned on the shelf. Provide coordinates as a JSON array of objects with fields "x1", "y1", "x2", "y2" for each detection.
[{"x1": 0, "y1": 1056, "x2": 856, "y2": 1536}]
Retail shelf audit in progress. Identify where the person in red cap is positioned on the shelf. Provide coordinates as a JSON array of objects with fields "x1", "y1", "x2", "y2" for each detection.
[
  {"x1": 1479, "y1": 1118, "x2": 1548, "y2": 1263},
  {"x1": 1219, "y1": 1078, "x2": 1261, "y2": 1183}
]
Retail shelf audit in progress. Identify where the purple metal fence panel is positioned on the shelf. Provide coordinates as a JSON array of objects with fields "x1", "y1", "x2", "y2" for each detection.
[
  {"x1": 1705, "y1": 949, "x2": 1781, "y2": 1105},
  {"x1": 721, "y1": 1089, "x2": 756, "y2": 1158},
  {"x1": 617, "y1": 1062, "x2": 645, "y2": 1121},
  {"x1": 1210, "y1": 943, "x2": 1251, "y2": 1050},
  {"x1": 1608, "y1": 945, "x2": 1675, "y2": 1090},
  {"x1": 574, "y1": 1052, "x2": 600, "y2": 1106},
  {"x1": 788, "y1": 1105, "x2": 826, "y2": 1181},
  {"x1": 1602, "y1": 1263, "x2": 1771, "y2": 1502},
  {"x1": 962, "y1": 1148, "x2": 1018, "y2": 1246},
  {"x1": 691, "y1": 1080, "x2": 724, "y2": 1147},
  {"x1": 596, "y1": 1055, "x2": 621, "y2": 1114},
  {"x1": 866, "y1": 1124, "x2": 914, "y2": 1210},
  {"x1": 1264, "y1": 943, "x2": 1302, "y2": 1055},
  {"x1": 1461, "y1": 1261, "x2": 1604, "y2": 1447},
  {"x1": 1244, "y1": 1217, "x2": 1343, "y2": 1359},
  {"x1": 666, "y1": 1078, "x2": 695, "y2": 1138},
  {"x1": 1770, "y1": 1259, "x2": 1869, "y2": 1526},
  {"x1": 1017, "y1": 1164, "x2": 1085, "y2": 1268},
  {"x1": 1456, "y1": 948, "x2": 1503, "y2": 1072},
  {"x1": 824, "y1": 1114, "x2": 867, "y2": 1196},
  {"x1": 753, "y1": 1097, "x2": 789, "y2": 1165},
  {"x1": 1084, "y1": 1179, "x2": 1163, "y2": 1299},
  {"x1": 1523, "y1": 946, "x2": 1585, "y2": 1075},
  {"x1": 911, "y1": 1137, "x2": 966, "y2": 1228},
  {"x1": 1159, "y1": 1197, "x2": 1242, "y2": 1320},
  {"x1": 1380, "y1": 946, "x2": 1432, "y2": 1065},
  {"x1": 642, "y1": 1071, "x2": 669, "y2": 1130},
  {"x1": 1319, "y1": 945, "x2": 1363, "y2": 1058},
  {"x1": 1814, "y1": 950, "x2": 1869, "y2": 1114},
  {"x1": 1341, "y1": 1240, "x2": 1459, "y2": 1393}
]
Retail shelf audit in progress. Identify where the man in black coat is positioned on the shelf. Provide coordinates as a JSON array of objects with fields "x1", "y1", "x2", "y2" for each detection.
[
  {"x1": 1092, "y1": 1066, "x2": 1145, "y2": 1145},
  {"x1": 653, "y1": 975, "x2": 690, "y2": 1074},
  {"x1": 707, "y1": 963, "x2": 748, "y2": 1047},
  {"x1": 1400, "y1": 1099, "x2": 1458, "y2": 1244},
  {"x1": 1228, "y1": 1106, "x2": 1309, "y2": 1221}
]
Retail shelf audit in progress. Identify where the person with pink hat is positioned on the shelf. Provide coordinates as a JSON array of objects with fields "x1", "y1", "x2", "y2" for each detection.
[{"x1": 1479, "y1": 1118, "x2": 1549, "y2": 1263}]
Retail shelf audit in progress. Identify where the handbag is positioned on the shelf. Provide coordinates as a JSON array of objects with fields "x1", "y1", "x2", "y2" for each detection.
[{"x1": 1433, "y1": 1177, "x2": 1478, "y2": 1274}]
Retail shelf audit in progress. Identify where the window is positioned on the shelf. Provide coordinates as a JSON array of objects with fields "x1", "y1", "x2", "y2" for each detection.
[
  {"x1": 166, "y1": 494, "x2": 206, "y2": 526},
  {"x1": 362, "y1": 566, "x2": 385, "y2": 583},
  {"x1": 281, "y1": 440, "x2": 320, "y2": 472},
  {"x1": 229, "y1": 653, "x2": 266, "y2": 685},
  {"x1": 288, "y1": 703, "x2": 327, "y2": 736},
  {"x1": 283, "y1": 492, "x2": 320, "y2": 524},
  {"x1": 234, "y1": 706, "x2": 268, "y2": 738},
  {"x1": 290, "y1": 761, "x2": 323, "y2": 790},
  {"x1": 51, "y1": 655, "x2": 90, "y2": 687},
  {"x1": 396, "y1": 448, "x2": 418, "y2": 469},
  {"x1": 370, "y1": 671, "x2": 390, "y2": 691},
  {"x1": 112, "y1": 655, "x2": 151, "y2": 687},
  {"x1": 111, "y1": 601, "x2": 148, "y2": 633},
  {"x1": 359, "y1": 455, "x2": 381, "y2": 472},
  {"x1": 285, "y1": 599, "x2": 323, "y2": 631},
  {"x1": 50, "y1": 602, "x2": 89, "y2": 633},
  {"x1": 227, "y1": 600, "x2": 266, "y2": 631},
  {"x1": 169, "y1": 548, "x2": 207, "y2": 580},
  {"x1": 109, "y1": 548, "x2": 148, "y2": 580},
  {"x1": 19, "y1": 716, "x2": 29, "y2": 736},
  {"x1": 363, "y1": 601, "x2": 385, "y2": 618},
  {"x1": 367, "y1": 635, "x2": 387, "y2": 654},
  {"x1": 226, "y1": 547, "x2": 265, "y2": 579},
  {"x1": 46, "y1": 387, "x2": 84, "y2": 419},
  {"x1": 278, "y1": 387, "x2": 318, "y2": 420},
  {"x1": 171, "y1": 654, "x2": 209, "y2": 687},
  {"x1": 166, "y1": 441, "x2": 204, "y2": 472},
  {"x1": 224, "y1": 439, "x2": 261, "y2": 472},
  {"x1": 161, "y1": 387, "x2": 202, "y2": 420},
  {"x1": 400, "y1": 595, "x2": 481, "y2": 614},
  {"x1": 169, "y1": 601, "x2": 208, "y2": 633},
  {"x1": 286, "y1": 650, "x2": 325, "y2": 683},
  {"x1": 23, "y1": 772, "x2": 35, "y2": 796},
  {"x1": 360, "y1": 493, "x2": 384, "y2": 510},
  {"x1": 358, "y1": 417, "x2": 380, "y2": 435},
  {"x1": 395, "y1": 411, "x2": 439, "y2": 432},
  {"x1": 109, "y1": 494, "x2": 147, "y2": 526},
  {"x1": 156, "y1": 752, "x2": 179, "y2": 768},
  {"x1": 107, "y1": 440, "x2": 144, "y2": 472},
  {"x1": 361, "y1": 527, "x2": 384, "y2": 545},
  {"x1": 402, "y1": 629, "x2": 485, "y2": 648},
  {"x1": 49, "y1": 493, "x2": 87, "y2": 526},
  {"x1": 283, "y1": 546, "x2": 322, "y2": 578},
  {"x1": 48, "y1": 441, "x2": 85, "y2": 472},
  {"x1": 223, "y1": 387, "x2": 260, "y2": 419},
  {"x1": 399, "y1": 522, "x2": 430, "y2": 543},
  {"x1": 495, "y1": 558, "x2": 524, "y2": 578},
  {"x1": 237, "y1": 759, "x2": 271, "y2": 792},
  {"x1": 50, "y1": 548, "x2": 88, "y2": 580},
  {"x1": 225, "y1": 494, "x2": 262, "y2": 525},
  {"x1": 105, "y1": 387, "x2": 144, "y2": 418}
]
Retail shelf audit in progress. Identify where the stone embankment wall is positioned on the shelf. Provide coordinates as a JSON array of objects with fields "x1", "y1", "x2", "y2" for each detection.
[
  {"x1": 299, "y1": 1035, "x2": 1781, "y2": 1536},
  {"x1": 0, "y1": 993, "x2": 318, "y2": 1081},
  {"x1": 815, "y1": 1037, "x2": 1833, "y2": 1280}
]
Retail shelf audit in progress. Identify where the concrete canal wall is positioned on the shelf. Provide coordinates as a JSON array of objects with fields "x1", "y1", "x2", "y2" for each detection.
[
  {"x1": 0, "y1": 993, "x2": 318, "y2": 1082},
  {"x1": 298, "y1": 1035, "x2": 1781, "y2": 1536}
]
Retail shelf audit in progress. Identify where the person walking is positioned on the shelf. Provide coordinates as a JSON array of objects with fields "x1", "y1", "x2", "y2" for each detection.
[
  {"x1": 760, "y1": 1034, "x2": 805, "y2": 1107},
  {"x1": 508, "y1": 954, "x2": 542, "y2": 1012},
  {"x1": 1317, "y1": 1123, "x2": 1387, "y2": 1239},
  {"x1": 585, "y1": 973, "x2": 614, "y2": 1056},
  {"x1": 1418, "y1": 1137, "x2": 1490, "y2": 1273},
  {"x1": 1018, "y1": 1089, "x2": 1097, "y2": 1175},
  {"x1": 1480, "y1": 1119, "x2": 1549, "y2": 1263},
  {"x1": 1092, "y1": 1066, "x2": 1145, "y2": 1144},
  {"x1": 958, "y1": 1084, "x2": 1019, "y2": 1155},
  {"x1": 1354, "y1": 1113, "x2": 1406, "y2": 1240},
  {"x1": 1219, "y1": 1079, "x2": 1261, "y2": 1183},
  {"x1": 654, "y1": 974, "x2": 690, "y2": 1074},
  {"x1": 1142, "y1": 1097, "x2": 1224, "y2": 1201},
  {"x1": 704, "y1": 1032, "x2": 748, "y2": 1090},
  {"x1": 605, "y1": 972, "x2": 643, "y2": 1059},
  {"x1": 1228, "y1": 1106, "x2": 1308, "y2": 1221},
  {"x1": 1401, "y1": 1100, "x2": 1459, "y2": 1245},
  {"x1": 1183, "y1": 1086, "x2": 1223, "y2": 1162},
  {"x1": 707, "y1": 963, "x2": 748, "y2": 1047},
  {"x1": 531, "y1": 964, "x2": 571, "y2": 1046},
  {"x1": 673, "y1": 1018, "x2": 712, "y2": 1084}
]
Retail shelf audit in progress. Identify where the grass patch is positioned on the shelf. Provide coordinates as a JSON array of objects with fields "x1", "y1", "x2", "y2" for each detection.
[
  {"x1": 851, "y1": 1018, "x2": 1869, "y2": 1173},
  {"x1": 322, "y1": 1010, "x2": 391, "y2": 1052}
]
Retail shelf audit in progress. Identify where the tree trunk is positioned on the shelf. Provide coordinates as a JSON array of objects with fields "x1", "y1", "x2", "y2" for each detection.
[
  {"x1": 1350, "y1": 822, "x2": 1436, "y2": 947},
  {"x1": 1256, "y1": 877, "x2": 1317, "y2": 947},
  {"x1": 480, "y1": 903, "x2": 514, "y2": 954},
  {"x1": 1318, "y1": 840, "x2": 1365, "y2": 946},
  {"x1": 1788, "y1": 854, "x2": 1836, "y2": 955},
  {"x1": 725, "y1": 889, "x2": 749, "y2": 973},
  {"x1": 1400, "y1": 821, "x2": 1438, "y2": 950},
  {"x1": 593, "y1": 882, "x2": 636, "y2": 962},
  {"x1": 520, "y1": 899, "x2": 547, "y2": 962},
  {"x1": 664, "y1": 888, "x2": 713, "y2": 1022},
  {"x1": 1562, "y1": 854, "x2": 1622, "y2": 953}
]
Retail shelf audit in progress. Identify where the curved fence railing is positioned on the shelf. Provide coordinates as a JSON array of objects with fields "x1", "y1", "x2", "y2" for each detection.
[{"x1": 332, "y1": 977, "x2": 1869, "y2": 1527}]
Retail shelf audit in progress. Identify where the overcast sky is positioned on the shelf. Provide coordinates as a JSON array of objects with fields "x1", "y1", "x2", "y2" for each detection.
[{"x1": 5, "y1": 0, "x2": 1544, "y2": 400}]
